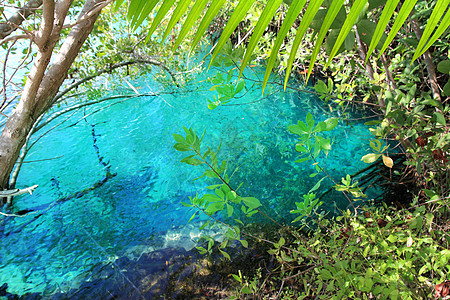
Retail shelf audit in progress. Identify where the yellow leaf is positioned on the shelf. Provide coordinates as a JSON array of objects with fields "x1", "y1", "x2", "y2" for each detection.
[{"x1": 382, "y1": 155, "x2": 393, "y2": 168}]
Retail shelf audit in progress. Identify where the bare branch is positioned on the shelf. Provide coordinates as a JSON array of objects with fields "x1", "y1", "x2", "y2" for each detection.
[
  {"x1": 0, "y1": 0, "x2": 43, "y2": 40},
  {"x1": 53, "y1": 59, "x2": 178, "y2": 104},
  {"x1": 0, "y1": 34, "x2": 30, "y2": 47},
  {"x1": 1, "y1": 40, "x2": 32, "y2": 111}
]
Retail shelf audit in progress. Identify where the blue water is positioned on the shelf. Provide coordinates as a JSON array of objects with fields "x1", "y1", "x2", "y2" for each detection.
[{"x1": 0, "y1": 63, "x2": 375, "y2": 296}]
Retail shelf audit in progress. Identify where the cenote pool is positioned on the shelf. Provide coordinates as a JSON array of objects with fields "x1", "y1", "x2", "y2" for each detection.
[{"x1": 0, "y1": 61, "x2": 377, "y2": 298}]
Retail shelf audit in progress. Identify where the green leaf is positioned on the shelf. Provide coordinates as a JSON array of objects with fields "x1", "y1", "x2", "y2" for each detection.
[
  {"x1": 161, "y1": 0, "x2": 193, "y2": 43},
  {"x1": 316, "y1": 136, "x2": 331, "y2": 151},
  {"x1": 240, "y1": 239, "x2": 248, "y2": 248},
  {"x1": 232, "y1": 274, "x2": 242, "y2": 283},
  {"x1": 365, "y1": 0, "x2": 401, "y2": 63},
  {"x1": 315, "y1": 80, "x2": 328, "y2": 94},
  {"x1": 199, "y1": 220, "x2": 210, "y2": 230},
  {"x1": 324, "y1": 118, "x2": 338, "y2": 131},
  {"x1": 306, "y1": 0, "x2": 346, "y2": 82},
  {"x1": 437, "y1": 60, "x2": 450, "y2": 74},
  {"x1": 377, "y1": 0, "x2": 417, "y2": 59},
  {"x1": 309, "y1": 177, "x2": 325, "y2": 193},
  {"x1": 364, "y1": 120, "x2": 382, "y2": 126},
  {"x1": 242, "y1": 197, "x2": 262, "y2": 210},
  {"x1": 357, "y1": 19, "x2": 388, "y2": 50},
  {"x1": 306, "y1": 113, "x2": 315, "y2": 130},
  {"x1": 326, "y1": 0, "x2": 368, "y2": 67},
  {"x1": 226, "y1": 204, "x2": 234, "y2": 218},
  {"x1": 174, "y1": 0, "x2": 210, "y2": 50},
  {"x1": 443, "y1": 80, "x2": 450, "y2": 96},
  {"x1": 239, "y1": 0, "x2": 283, "y2": 79},
  {"x1": 262, "y1": 0, "x2": 308, "y2": 93},
  {"x1": 413, "y1": 0, "x2": 450, "y2": 61},
  {"x1": 208, "y1": 0, "x2": 257, "y2": 69},
  {"x1": 361, "y1": 153, "x2": 381, "y2": 163},
  {"x1": 325, "y1": 29, "x2": 346, "y2": 56},
  {"x1": 180, "y1": 157, "x2": 204, "y2": 166},
  {"x1": 205, "y1": 201, "x2": 225, "y2": 215},
  {"x1": 368, "y1": 0, "x2": 385, "y2": 9},
  {"x1": 174, "y1": 143, "x2": 191, "y2": 152},
  {"x1": 129, "y1": 0, "x2": 159, "y2": 30},
  {"x1": 173, "y1": 133, "x2": 186, "y2": 143},
  {"x1": 144, "y1": 0, "x2": 177, "y2": 43},
  {"x1": 433, "y1": 112, "x2": 447, "y2": 126},
  {"x1": 191, "y1": 0, "x2": 226, "y2": 52},
  {"x1": 288, "y1": 121, "x2": 309, "y2": 135},
  {"x1": 196, "y1": 246, "x2": 207, "y2": 254},
  {"x1": 188, "y1": 211, "x2": 197, "y2": 223},
  {"x1": 283, "y1": 0, "x2": 323, "y2": 89},
  {"x1": 220, "y1": 250, "x2": 231, "y2": 260},
  {"x1": 235, "y1": 80, "x2": 245, "y2": 94}
]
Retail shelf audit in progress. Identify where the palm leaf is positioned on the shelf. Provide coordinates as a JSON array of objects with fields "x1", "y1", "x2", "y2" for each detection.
[
  {"x1": 161, "y1": 0, "x2": 193, "y2": 43},
  {"x1": 377, "y1": 0, "x2": 417, "y2": 59},
  {"x1": 365, "y1": 0, "x2": 400, "y2": 63},
  {"x1": 208, "y1": 0, "x2": 256, "y2": 69},
  {"x1": 239, "y1": 0, "x2": 283, "y2": 80},
  {"x1": 190, "y1": 0, "x2": 226, "y2": 53},
  {"x1": 261, "y1": 0, "x2": 308, "y2": 92},
  {"x1": 306, "y1": 0, "x2": 346, "y2": 82},
  {"x1": 144, "y1": 0, "x2": 177, "y2": 44},
  {"x1": 412, "y1": 0, "x2": 450, "y2": 62},
  {"x1": 415, "y1": 9, "x2": 450, "y2": 59},
  {"x1": 326, "y1": 0, "x2": 368, "y2": 68},
  {"x1": 283, "y1": 0, "x2": 322, "y2": 89},
  {"x1": 131, "y1": 0, "x2": 160, "y2": 30},
  {"x1": 173, "y1": 0, "x2": 209, "y2": 50},
  {"x1": 127, "y1": 0, "x2": 147, "y2": 22}
]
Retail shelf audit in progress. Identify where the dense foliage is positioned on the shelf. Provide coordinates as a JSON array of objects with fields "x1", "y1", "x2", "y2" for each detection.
[{"x1": 160, "y1": 0, "x2": 450, "y2": 298}]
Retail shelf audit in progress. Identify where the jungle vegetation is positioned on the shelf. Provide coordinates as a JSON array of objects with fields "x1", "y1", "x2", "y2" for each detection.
[{"x1": 1, "y1": 0, "x2": 449, "y2": 298}]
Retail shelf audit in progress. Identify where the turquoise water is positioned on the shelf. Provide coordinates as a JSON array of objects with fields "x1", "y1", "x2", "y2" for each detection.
[{"x1": 0, "y1": 63, "x2": 375, "y2": 296}]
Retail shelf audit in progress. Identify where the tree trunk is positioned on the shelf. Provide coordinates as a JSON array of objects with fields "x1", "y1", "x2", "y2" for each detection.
[{"x1": 0, "y1": 0, "x2": 107, "y2": 201}]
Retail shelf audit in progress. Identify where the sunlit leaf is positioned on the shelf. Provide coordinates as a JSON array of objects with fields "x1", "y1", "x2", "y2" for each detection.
[
  {"x1": 174, "y1": 0, "x2": 209, "y2": 50},
  {"x1": 361, "y1": 153, "x2": 381, "y2": 163},
  {"x1": 259, "y1": 0, "x2": 308, "y2": 92},
  {"x1": 161, "y1": 0, "x2": 193, "y2": 43},
  {"x1": 130, "y1": 0, "x2": 160, "y2": 30},
  {"x1": 144, "y1": 0, "x2": 177, "y2": 43},
  {"x1": 365, "y1": 0, "x2": 400, "y2": 63},
  {"x1": 306, "y1": 0, "x2": 346, "y2": 82},
  {"x1": 377, "y1": 0, "x2": 417, "y2": 59},
  {"x1": 326, "y1": 0, "x2": 368, "y2": 68},
  {"x1": 283, "y1": 0, "x2": 323, "y2": 89},
  {"x1": 239, "y1": 0, "x2": 283, "y2": 79},
  {"x1": 191, "y1": 0, "x2": 226, "y2": 52},
  {"x1": 413, "y1": 0, "x2": 450, "y2": 61},
  {"x1": 208, "y1": 0, "x2": 257, "y2": 69},
  {"x1": 382, "y1": 155, "x2": 393, "y2": 168}
]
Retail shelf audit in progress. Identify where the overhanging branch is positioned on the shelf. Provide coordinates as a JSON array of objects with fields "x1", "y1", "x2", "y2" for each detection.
[
  {"x1": 53, "y1": 59, "x2": 179, "y2": 104},
  {"x1": 0, "y1": 0, "x2": 43, "y2": 40}
]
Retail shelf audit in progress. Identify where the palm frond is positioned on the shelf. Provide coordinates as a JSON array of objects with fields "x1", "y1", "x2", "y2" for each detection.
[{"x1": 126, "y1": 0, "x2": 450, "y2": 92}]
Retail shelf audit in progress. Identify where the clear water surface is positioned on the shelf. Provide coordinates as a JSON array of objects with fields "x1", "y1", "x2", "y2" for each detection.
[{"x1": 0, "y1": 61, "x2": 375, "y2": 296}]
